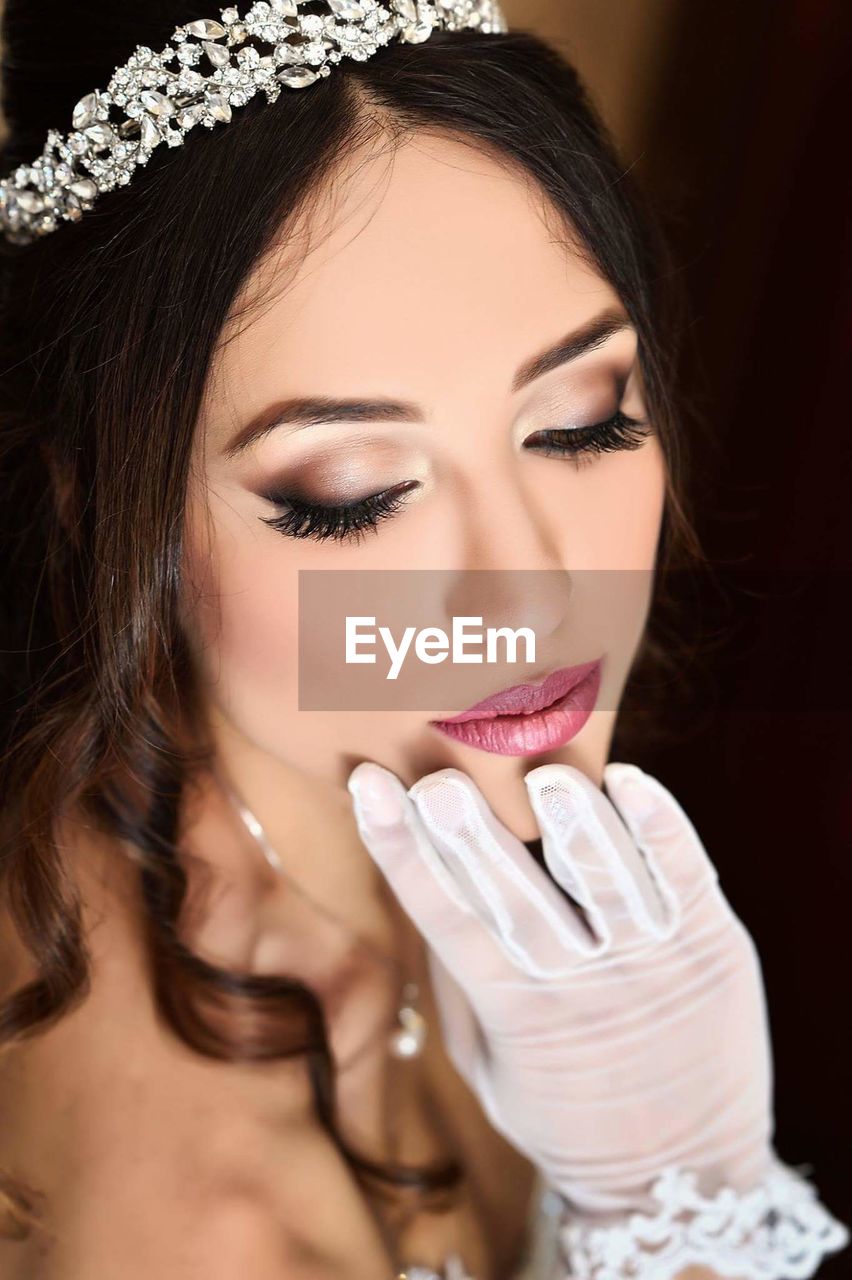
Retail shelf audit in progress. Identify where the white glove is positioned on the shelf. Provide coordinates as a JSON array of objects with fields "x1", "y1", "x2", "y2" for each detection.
[{"x1": 347, "y1": 760, "x2": 850, "y2": 1280}]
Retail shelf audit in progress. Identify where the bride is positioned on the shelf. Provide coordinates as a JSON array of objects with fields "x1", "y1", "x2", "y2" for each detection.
[{"x1": 0, "y1": 3, "x2": 848, "y2": 1277}]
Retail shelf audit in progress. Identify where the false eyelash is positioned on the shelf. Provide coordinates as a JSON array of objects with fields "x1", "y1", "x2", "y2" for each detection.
[
  {"x1": 260, "y1": 478, "x2": 419, "y2": 545},
  {"x1": 260, "y1": 411, "x2": 653, "y2": 545},
  {"x1": 523, "y1": 410, "x2": 652, "y2": 463}
]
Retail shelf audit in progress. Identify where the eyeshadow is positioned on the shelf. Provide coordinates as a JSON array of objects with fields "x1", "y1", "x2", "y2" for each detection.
[{"x1": 262, "y1": 436, "x2": 424, "y2": 504}]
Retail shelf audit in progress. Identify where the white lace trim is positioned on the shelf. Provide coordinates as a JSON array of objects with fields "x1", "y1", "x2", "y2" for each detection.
[{"x1": 559, "y1": 1159, "x2": 850, "y2": 1280}]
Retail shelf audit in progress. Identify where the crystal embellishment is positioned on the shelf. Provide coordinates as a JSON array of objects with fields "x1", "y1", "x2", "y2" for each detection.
[
  {"x1": 72, "y1": 93, "x2": 100, "y2": 130},
  {"x1": 185, "y1": 19, "x2": 228, "y2": 39},
  {"x1": 0, "y1": 0, "x2": 508, "y2": 245}
]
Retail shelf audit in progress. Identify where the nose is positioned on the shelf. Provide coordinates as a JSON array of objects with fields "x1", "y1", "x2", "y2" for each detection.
[{"x1": 444, "y1": 467, "x2": 570, "y2": 649}]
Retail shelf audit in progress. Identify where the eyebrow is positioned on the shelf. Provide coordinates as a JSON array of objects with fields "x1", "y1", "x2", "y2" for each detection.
[{"x1": 222, "y1": 305, "x2": 632, "y2": 459}]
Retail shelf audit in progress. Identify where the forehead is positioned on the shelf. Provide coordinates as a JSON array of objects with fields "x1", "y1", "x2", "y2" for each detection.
[{"x1": 202, "y1": 130, "x2": 623, "y2": 444}]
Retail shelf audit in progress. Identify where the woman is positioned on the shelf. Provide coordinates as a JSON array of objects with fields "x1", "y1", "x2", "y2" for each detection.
[{"x1": 0, "y1": 2, "x2": 848, "y2": 1277}]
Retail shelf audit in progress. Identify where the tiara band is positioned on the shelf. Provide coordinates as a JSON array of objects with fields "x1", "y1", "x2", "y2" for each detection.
[{"x1": 0, "y1": 0, "x2": 507, "y2": 246}]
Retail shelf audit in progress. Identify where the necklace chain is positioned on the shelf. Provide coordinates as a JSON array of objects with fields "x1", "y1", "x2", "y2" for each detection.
[
  {"x1": 213, "y1": 763, "x2": 428, "y2": 1060},
  {"x1": 211, "y1": 764, "x2": 480, "y2": 1279}
]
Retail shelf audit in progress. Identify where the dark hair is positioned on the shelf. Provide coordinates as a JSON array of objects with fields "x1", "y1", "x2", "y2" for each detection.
[{"x1": 0, "y1": 0, "x2": 703, "y2": 1243}]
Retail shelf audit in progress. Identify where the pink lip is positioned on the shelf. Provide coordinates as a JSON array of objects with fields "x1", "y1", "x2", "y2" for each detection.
[{"x1": 428, "y1": 658, "x2": 603, "y2": 757}]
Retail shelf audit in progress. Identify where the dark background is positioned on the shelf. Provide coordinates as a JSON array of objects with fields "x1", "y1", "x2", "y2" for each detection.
[
  {"x1": 641, "y1": 2, "x2": 852, "y2": 1253},
  {"x1": 537, "y1": 0, "x2": 852, "y2": 1257}
]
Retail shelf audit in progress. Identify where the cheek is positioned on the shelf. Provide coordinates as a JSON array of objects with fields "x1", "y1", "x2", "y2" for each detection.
[
  {"x1": 535, "y1": 441, "x2": 667, "y2": 707},
  {"x1": 606, "y1": 439, "x2": 668, "y2": 568},
  {"x1": 181, "y1": 492, "x2": 415, "y2": 781},
  {"x1": 180, "y1": 498, "x2": 450, "y2": 783},
  {"x1": 533, "y1": 438, "x2": 667, "y2": 571},
  {"x1": 182, "y1": 492, "x2": 302, "y2": 713}
]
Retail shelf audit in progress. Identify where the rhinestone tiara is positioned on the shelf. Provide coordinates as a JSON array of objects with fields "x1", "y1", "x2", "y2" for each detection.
[{"x1": 0, "y1": 0, "x2": 507, "y2": 246}]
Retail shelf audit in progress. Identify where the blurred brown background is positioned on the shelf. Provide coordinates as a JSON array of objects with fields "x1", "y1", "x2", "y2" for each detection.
[{"x1": 503, "y1": 0, "x2": 852, "y2": 1254}]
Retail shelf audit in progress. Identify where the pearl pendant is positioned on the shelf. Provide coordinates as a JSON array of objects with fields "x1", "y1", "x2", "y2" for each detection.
[{"x1": 388, "y1": 983, "x2": 427, "y2": 1059}]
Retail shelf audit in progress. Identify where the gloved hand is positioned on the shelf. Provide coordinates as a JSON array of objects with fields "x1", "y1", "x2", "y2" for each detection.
[{"x1": 347, "y1": 760, "x2": 850, "y2": 1279}]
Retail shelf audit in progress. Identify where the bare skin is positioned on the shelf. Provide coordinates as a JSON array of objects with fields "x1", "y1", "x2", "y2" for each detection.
[
  {"x1": 0, "y1": 789, "x2": 538, "y2": 1279},
  {"x1": 0, "y1": 128, "x2": 718, "y2": 1277}
]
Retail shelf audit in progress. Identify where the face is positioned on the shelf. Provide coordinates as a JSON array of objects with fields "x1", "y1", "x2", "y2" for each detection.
[{"x1": 182, "y1": 130, "x2": 667, "y2": 839}]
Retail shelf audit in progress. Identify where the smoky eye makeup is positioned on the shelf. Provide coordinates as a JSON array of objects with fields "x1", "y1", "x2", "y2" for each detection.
[
  {"x1": 517, "y1": 362, "x2": 650, "y2": 455},
  {"x1": 521, "y1": 408, "x2": 651, "y2": 465},
  {"x1": 248, "y1": 434, "x2": 430, "y2": 548},
  {"x1": 255, "y1": 414, "x2": 653, "y2": 549},
  {"x1": 250, "y1": 429, "x2": 421, "y2": 495},
  {"x1": 243, "y1": 350, "x2": 652, "y2": 546},
  {"x1": 265, "y1": 462, "x2": 378, "y2": 508}
]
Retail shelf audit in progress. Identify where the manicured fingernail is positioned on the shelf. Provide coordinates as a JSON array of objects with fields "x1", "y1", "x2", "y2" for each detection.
[
  {"x1": 607, "y1": 766, "x2": 655, "y2": 820},
  {"x1": 349, "y1": 766, "x2": 404, "y2": 826}
]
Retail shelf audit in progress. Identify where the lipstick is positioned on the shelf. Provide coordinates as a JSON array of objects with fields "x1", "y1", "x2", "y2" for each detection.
[{"x1": 428, "y1": 658, "x2": 602, "y2": 756}]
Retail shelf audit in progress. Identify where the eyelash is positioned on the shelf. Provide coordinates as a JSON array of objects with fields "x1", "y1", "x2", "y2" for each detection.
[
  {"x1": 260, "y1": 410, "x2": 652, "y2": 545},
  {"x1": 261, "y1": 480, "x2": 419, "y2": 545},
  {"x1": 523, "y1": 410, "x2": 651, "y2": 462}
]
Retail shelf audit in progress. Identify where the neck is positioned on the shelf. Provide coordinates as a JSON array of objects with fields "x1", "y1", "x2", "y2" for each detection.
[{"x1": 180, "y1": 703, "x2": 404, "y2": 976}]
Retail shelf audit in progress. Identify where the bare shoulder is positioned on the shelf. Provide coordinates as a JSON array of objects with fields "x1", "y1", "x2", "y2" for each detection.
[{"x1": 0, "y1": 818, "x2": 393, "y2": 1280}]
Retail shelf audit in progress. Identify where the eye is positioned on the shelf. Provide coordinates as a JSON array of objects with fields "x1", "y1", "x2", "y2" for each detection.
[
  {"x1": 260, "y1": 479, "x2": 419, "y2": 545},
  {"x1": 524, "y1": 409, "x2": 652, "y2": 467}
]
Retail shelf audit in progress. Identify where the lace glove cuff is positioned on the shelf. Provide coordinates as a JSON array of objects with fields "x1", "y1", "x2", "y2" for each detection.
[{"x1": 555, "y1": 1158, "x2": 850, "y2": 1280}]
